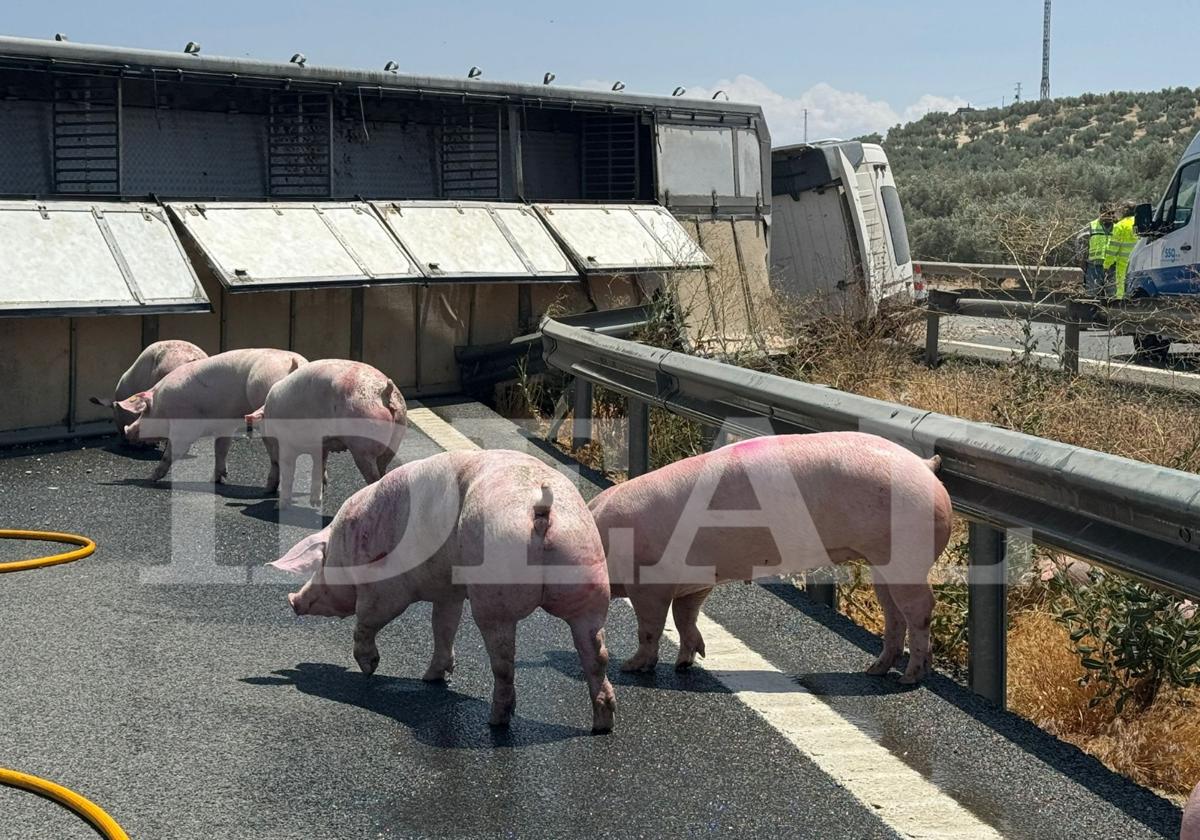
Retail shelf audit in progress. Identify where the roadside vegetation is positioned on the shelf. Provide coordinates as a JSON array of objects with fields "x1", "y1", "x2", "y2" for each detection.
[
  {"x1": 864, "y1": 87, "x2": 1200, "y2": 264},
  {"x1": 496, "y1": 293, "x2": 1200, "y2": 801}
]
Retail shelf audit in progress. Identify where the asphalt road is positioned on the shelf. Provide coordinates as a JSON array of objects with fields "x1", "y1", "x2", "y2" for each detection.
[
  {"x1": 0, "y1": 398, "x2": 1185, "y2": 839},
  {"x1": 941, "y1": 316, "x2": 1200, "y2": 369}
]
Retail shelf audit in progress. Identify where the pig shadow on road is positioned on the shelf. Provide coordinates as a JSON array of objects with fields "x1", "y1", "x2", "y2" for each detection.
[
  {"x1": 537, "y1": 649, "x2": 728, "y2": 694},
  {"x1": 229, "y1": 498, "x2": 333, "y2": 528},
  {"x1": 241, "y1": 663, "x2": 593, "y2": 748},
  {"x1": 101, "y1": 477, "x2": 265, "y2": 499},
  {"x1": 101, "y1": 439, "x2": 168, "y2": 462}
]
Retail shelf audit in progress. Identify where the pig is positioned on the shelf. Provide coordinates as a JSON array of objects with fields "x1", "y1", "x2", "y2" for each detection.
[
  {"x1": 244, "y1": 359, "x2": 406, "y2": 509},
  {"x1": 89, "y1": 339, "x2": 208, "y2": 442},
  {"x1": 117, "y1": 348, "x2": 307, "y2": 484},
  {"x1": 272, "y1": 449, "x2": 617, "y2": 733},
  {"x1": 588, "y1": 432, "x2": 952, "y2": 684},
  {"x1": 1184, "y1": 782, "x2": 1200, "y2": 840}
]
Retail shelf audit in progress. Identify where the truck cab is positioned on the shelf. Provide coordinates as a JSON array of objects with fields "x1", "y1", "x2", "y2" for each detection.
[
  {"x1": 1127, "y1": 129, "x2": 1200, "y2": 297},
  {"x1": 770, "y1": 140, "x2": 915, "y2": 319}
]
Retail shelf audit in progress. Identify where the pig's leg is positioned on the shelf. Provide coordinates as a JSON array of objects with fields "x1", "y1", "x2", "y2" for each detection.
[
  {"x1": 892, "y1": 581, "x2": 935, "y2": 684},
  {"x1": 308, "y1": 449, "x2": 327, "y2": 508},
  {"x1": 353, "y1": 588, "x2": 414, "y2": 676},
  {"x1": 477, "y1": 618, "x2": 518, "y2": 726},
  {"x1": 866, "y1": 573, "x2": 906, "y2": 676},
  {"x1": 422, "y1": 596, "x2": 465, "y2": 682},
  {"x1": 621, "y1": 585, "x2": 673, "y2": 673},
  {"x1": 671, "y1": 587, "x2": 713, "y2": 670},
  {"x1": 213, "y1": 436, "x2": 233, "y2": 484},
  {"x1": 352, "y1": 448, "x2": 382, "y2": 484},
  {"x1": 277, "y1": 445, "x2": 296, "y2": 509},
  {"x1": 376, "y1": 451, "x2": 393, "y2": 478},
  {"x1": 150, "y1": 438, "x2": 188, "y2": 482},
  {"x1": 567, "y1": 617, "x2": 616, "y2": 733},
  {"x1": 263, "y1": 438, "x2": 280, "y2": 494}
]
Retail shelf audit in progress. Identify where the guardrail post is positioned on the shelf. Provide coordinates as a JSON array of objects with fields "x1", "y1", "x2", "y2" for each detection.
[
  {"x1": 628, "y1": 398, "x2": 650, "y2": 478},
  {"x1": 804, "y1": 568, "x2": 838, "y2": 610},
  {"x1": 967, "y1": 522, "x2": 1008, "y2": 707},
  {"x1": 571, "y1": 378, "x2": 593, "y2": 450},
  {"x1": 924, "y1": 311, "x2": 940, "y2": 367},
  {"x1": 1062, "y1": 323, "x2": 1080, "y2": 375}
]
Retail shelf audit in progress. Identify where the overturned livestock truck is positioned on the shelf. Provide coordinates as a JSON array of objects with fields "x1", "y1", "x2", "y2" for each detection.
[{"x1": 0, "y1": 36, "x2": 773, "y2": 444}]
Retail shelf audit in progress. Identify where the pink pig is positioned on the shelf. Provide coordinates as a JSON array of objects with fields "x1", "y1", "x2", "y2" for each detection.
[
  {"x1": 1184, "y1": 782, "x2": 1200, "y2": 840},
  {"x1": 588, "y1": 432, "x2": 952, "y2": 684},
  {"x1": 272, "y1": 449, "x2": 617, "y2": 732},
  {"x1": 244, "y1": 359, "x2": 406, "y2": 508},
  {"x1": 90, "y1": 339, "x2": 208, "y2": 442},
  {"x1": 117, "y1": 348, "x2": 306, "y2": 484}
]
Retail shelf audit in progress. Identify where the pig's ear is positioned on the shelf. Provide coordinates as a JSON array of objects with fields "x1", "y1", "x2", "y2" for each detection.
[
  {"x1": 115, "y1": 391, "x2": 152, "y2": 415},
  {"x1": 271, "y1": 527, "x2": 330, "y2": 575}
]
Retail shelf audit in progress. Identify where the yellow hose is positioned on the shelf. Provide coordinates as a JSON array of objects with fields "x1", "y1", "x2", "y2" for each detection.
[
  {"x1": 0, "y1": 767, "x2": 129, "y2": 839},
  {"x1": 0, "y1": 529, "x2": 95, "y2": 573}
]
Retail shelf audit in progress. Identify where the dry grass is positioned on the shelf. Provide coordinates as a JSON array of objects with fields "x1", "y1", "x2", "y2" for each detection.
[{"x1": 1009, "y1": 611, "x2": 1200, "y2": 800}]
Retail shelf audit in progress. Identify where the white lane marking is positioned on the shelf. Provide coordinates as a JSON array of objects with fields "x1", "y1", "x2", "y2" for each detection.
[
  {"x1": 663, "y1": 612, "x2": 1004, "y2": 840},
  {"x1": 413, "y1": 404, "x2": 998, "y2": 837},
  {"x1": 407, "y1": 407, "x2": 481, "y2": 452}
]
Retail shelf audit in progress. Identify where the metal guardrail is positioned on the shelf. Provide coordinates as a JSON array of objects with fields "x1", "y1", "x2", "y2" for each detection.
[
  {"x1": 540, "y1": 316, "x2": 1200, "y2": 707},
  {"x1": 455, "y1": 304, "x2": 652, "y2": 391},
  {"x1": 924, "y1": 288, "x2": 1200, "y2": 372},
  {"x1": 917, "y1": 261, "x2": 1084, "y2": 285}
]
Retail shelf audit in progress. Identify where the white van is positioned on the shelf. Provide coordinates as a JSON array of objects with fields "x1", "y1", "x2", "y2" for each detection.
[
  {"x1": 770, "y1": 140, "x2": 917, "y2": 318},
  {"x1": 1122, "y1": 129, "x2": 1200, "y2": 357}
]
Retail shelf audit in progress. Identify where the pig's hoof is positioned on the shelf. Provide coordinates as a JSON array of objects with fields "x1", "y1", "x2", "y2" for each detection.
[
  {"x1": 899, "y1": 658, "x2": 930, "y2": 685},
  {"x1": 422, "y1": 663, "x2": 453, "y2": 683},
  {"x1": 620, "y1": 655, "x2": 658, "y2": 673},
  {"x1": 591, "y1": 693, "x2": 616, "y2": 733},
  {"x1": 488, "y1": 705, "x2": 514, "y2": 727},
  {"x1": 356, "y1": 650, "x2": 380, "y2": 676},
  {"x1": 866, "y1": 659, "x2": 894, "y2": 676}
]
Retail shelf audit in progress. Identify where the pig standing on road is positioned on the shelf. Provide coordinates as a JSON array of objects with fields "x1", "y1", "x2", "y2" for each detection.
[
  {"x1": 244, "y1": 359, "x2": 406, "y2": 509},
  {"x1": 1184, "y1": 782, "x2": 1200, "y2": 840},
  {"x1": 588, "y1": 432, "x2": 952, "y2": 684},
  {"x1": 272, "y1": 449, "x2": 617, "y2": 732},
  {"x1": 90, "y1": 339, "x2": 208, "y2": 442},
  {"x1": 117, "y1": 348, "x2": 306, "y2": 485}
]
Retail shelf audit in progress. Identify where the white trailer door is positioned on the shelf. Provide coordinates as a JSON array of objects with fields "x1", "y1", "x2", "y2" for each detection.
[{"x1": 836, "y1": 149, "x2": 875, "y2": 311}]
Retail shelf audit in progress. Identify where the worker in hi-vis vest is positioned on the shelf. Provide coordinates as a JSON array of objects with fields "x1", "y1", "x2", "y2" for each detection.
[
  {"x1": 1103, "y1": 203, "x2": 1139, "y2": 299},
  {"x1": 1083, "y1": 210, "x2": 1114, "y2": 296}
]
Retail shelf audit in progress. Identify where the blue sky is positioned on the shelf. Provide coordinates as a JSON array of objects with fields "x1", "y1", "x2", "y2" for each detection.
[{"x1": 4, "y1": 1, "x2": 1195, "y2": 143}]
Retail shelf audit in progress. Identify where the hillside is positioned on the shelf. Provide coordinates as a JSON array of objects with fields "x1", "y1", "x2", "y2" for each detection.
[{"x1": 866, "y1": 88, "x2": 1200, "y2": 265}]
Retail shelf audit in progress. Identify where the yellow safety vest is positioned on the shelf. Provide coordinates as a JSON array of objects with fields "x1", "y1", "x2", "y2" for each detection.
[
  {"x1": 1087, "y1": 219, "x2": 1109, "y2": 264},
  {"x1": 1103, "y1": 216, "x2": 1137, "y2": 298}
]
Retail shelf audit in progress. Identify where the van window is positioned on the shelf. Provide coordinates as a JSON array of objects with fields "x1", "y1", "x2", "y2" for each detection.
[
  {"x1": 879, "y1": 185, "x2": 911, "y2": 265},
  {"x1": 1160, "y1": 160, "x2": 1200, "y2": 228}
]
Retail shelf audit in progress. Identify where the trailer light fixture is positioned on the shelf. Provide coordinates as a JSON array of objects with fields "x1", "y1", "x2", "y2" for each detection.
[
  {"x1": 467, "y1": 66, "x2": 483, "y2": 79},
  {"x1": 184, "y1": 41, "x2": 201, "y2": 55},
  {"x1": 384, "y1": 61, "x2": 399, "y2": 72},
  {"x1": 672, "y1": 86, "x2": 686, "y2": 97},
  {"x1": 712, "y1": 90, "x2": 728, "y2": 100},
  {"x1": 543, "y1": 72, "x2": 555, "y2": 85},
  {"x1": 611, "y1": 81, "x2": 625, "y2": 92},
  {"x1": 54, "y1": 33, "x2": 68, "y2": 42},
  {"x1": 290, "y1": 53, "x2": 307, "y2": 67}
]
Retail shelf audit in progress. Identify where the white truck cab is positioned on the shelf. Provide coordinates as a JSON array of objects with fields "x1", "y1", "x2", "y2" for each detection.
[
  {"x1": 770, "y1": 140, "x2": 916, "y2": 319},
  {"x1": 1128, "y1": 129, "x2": 1200, "y2": 297}
]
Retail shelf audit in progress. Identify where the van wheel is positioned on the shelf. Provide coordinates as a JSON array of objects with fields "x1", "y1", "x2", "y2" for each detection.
[{"x1": 1133, "y1": 333, "x2": 1170, "y2": 364}]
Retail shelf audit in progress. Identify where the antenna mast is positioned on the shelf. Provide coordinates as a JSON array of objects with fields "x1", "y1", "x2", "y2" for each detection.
[{"x1": 1040, "y1": 0, "x2": 1051, "y2": 100}]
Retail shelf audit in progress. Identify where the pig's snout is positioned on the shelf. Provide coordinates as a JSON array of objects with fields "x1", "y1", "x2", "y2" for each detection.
[
  {"x1": 287, "y1": 591, "x2": 301, "y2": 613},
  {"x1": 123, "y1": 422, "x2": 141, "y2": 443}
]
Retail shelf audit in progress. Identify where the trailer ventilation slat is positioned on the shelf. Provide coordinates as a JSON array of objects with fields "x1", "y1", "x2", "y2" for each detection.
[
  {"x1": 268, "y1": 93, "x2": 332, "y2": 198},
  {"x1": 581, "y1": 114, "x2": 639, "y2": 201},
  {"x1": 440, "y1": 104, "x2": 501, "y2": 198},
  {"x1": 53, "y1": 74, "x2": 120, "y2": 194}
]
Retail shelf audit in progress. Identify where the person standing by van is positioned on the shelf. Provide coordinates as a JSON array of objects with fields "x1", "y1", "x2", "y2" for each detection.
[
  {"x1": 1103, "y1": 203, "x2": 1139, "y2": 299},
  {"x1": 1083, "y1": 209, "x2": 1114, "y2": 296}
]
